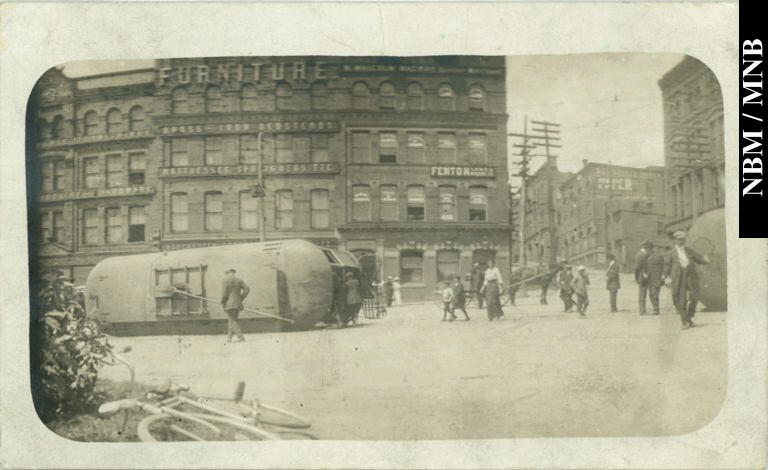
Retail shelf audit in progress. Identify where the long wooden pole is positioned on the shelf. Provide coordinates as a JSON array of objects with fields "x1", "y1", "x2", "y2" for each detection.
[{"x1": 169, "y1": 287, "x2": 294, "y2": 323}]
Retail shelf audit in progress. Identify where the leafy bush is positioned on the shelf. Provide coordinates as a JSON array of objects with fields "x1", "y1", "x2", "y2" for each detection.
[{"x1": 31, "y1": 270, "x2": 113, "y2": 423}]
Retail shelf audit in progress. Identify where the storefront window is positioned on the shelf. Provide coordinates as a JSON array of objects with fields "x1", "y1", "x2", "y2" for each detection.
[
  {"x1": 400, "y1": 250, "x2": 423, "y2": 283},
  {"x1": 437, "y1": 251, "x2": 460, "y2": 284}
]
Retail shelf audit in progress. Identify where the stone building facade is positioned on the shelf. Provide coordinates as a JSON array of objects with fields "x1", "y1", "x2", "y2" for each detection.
[
  {"x1": 658, "y1": 56, "x2": 725, "y2": 233},
  {"x1": 29, "y1": 56, "x2": 510, "y2": 301}
]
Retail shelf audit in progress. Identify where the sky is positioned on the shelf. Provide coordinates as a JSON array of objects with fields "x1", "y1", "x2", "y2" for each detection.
[
  {"x1": 506, "y1": 53, "x2": 685, "y2": 178},
  {"x1": 63, "y1": 53, "x2": 685, "y2": 180}
]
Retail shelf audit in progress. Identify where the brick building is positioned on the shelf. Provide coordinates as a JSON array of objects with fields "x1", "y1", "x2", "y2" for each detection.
[
  {"x1": 658, "y1": 56, "x2": 725, "y2": 233},
  {"x1": 557, "y1": 161, "x2": 666, "y2": 271},
  {"x1": 29, "y1": 56, "x2": 510, "y2": 301},
  {"x1": 521, "y1": 161, "x2": 571, "y2": 266}
]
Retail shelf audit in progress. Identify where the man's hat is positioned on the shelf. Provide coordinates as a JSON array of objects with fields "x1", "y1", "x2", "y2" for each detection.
[
  {"x1": 642, "y1": 240, "x2": 653, "y2": 247},
  {"x1": 577, "y1": 265, "x2": 587, "y2": 271},
  {"x1": 673, "y1": 230, "x2": 687, "y2": 240},
  {"x1": 226, "y1": 268, "x2": 236, "y2": 274}
]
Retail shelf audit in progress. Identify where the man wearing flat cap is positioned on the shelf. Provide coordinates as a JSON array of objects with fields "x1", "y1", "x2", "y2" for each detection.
[
  {"x1": 664, "y1": 230, "x2": 710, "y2": 329},
  {"x1": 634, "y1": 240, "x2": 653, "y2": 315}
]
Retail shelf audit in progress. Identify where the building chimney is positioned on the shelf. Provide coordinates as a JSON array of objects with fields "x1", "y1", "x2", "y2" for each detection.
[{"x1": 582, "y1": 159, "x2": 588, "y2": 169}]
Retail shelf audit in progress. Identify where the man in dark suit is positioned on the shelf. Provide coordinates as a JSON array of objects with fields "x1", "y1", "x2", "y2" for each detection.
[
  {"x1": 645, "y1": 243, "x2": 666, "y2": 315},
  {"x1": 664, "y1": 231, "x2": 710, "y2": 329},
  {"x1": 471, "y1": 263, "x2": 485, "y2": 309},
  {"x1": 221, "y1": 268, "x2": 250, "y2": 342},
  {"x1": 634, "y1": 241, "x2": 652, "y2": 315},
  {"x1": 606, "y1": 253, "x2": 620, "y2": 312}
]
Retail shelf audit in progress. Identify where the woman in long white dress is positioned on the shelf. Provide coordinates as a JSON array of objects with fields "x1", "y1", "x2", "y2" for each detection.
[{"x1": 481, "y1": 258, "x2": 504, "y2": 320}]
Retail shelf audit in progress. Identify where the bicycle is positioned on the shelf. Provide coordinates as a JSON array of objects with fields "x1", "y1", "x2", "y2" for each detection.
[{"x1": 99, "y1": 347, "x2": 315, "y2": 441}]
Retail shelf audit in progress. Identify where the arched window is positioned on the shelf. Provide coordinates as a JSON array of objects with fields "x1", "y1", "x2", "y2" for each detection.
[
  {"x1": 204, "y1": 191, "x2": 223, "y2": 231},
  {"x1": 468, "y1": 85, "x2": 486, "y2": 112},
  {"x1": 171, "y1": 87, "x2": 189, "y2": 114},
  {"x1": 106, "y1": 108, "x2": 123, "y2": 134},
  {"x1": 50, "y1": 115, "x2": 65, "y2": 139},
  {"x1": 406, "y1": 82, "x2": 424, "y2": 110},
  {"x1": 83, "y1": 110, "x2": 99, "y2": 136},
  {"x1": 128, "y1": 106, "x2": 146, "y2": 131},
  {"x1": 379, "y1": 82, "x2": 396, "y2": 109},
  {"x1": 276, "y1": 83, "x2": 292, "y2": 110},
  {"x1": 437, "y1": 84, "x2": 455, "y2": 111},
  {"x1": 311, "y1": 82, "x2": 329, "y2": 110},
  {"x1": 206, "y1": 85, "x2": 223, "y2": 113},
  {"x1": 352, "y1": 82, "x2": 370, "y2": 110},
  {"x1": 241, "y1": 83, "x2": 258, "y2": 111}
]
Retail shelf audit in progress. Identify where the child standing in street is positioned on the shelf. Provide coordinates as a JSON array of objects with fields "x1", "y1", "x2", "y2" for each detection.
[
  {"x1": 571, "y1": 266, "x2": 590, "y2": 316},
  {"x1": 451, "y1": 275, "x2": 470, "y2": 321},
  {"x1": 441, "y1": 281, "x2": 456, "y2": 321}
]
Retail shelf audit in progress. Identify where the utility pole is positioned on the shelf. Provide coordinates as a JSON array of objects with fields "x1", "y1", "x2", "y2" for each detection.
[
  {"x1": 255, "y1": 132, "x2": 269, "y2": 242},
  {"x1": 508, "y1": 115, "x2": 537, "y2": 266},
  {"x1": 529, "y1": 120, "x2": 561, "y2": 266}
]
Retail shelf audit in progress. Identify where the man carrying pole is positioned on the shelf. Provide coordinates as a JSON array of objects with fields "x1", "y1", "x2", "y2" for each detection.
[{"x1": 221, "y1": 269, "x2": 250, "y2": 343}]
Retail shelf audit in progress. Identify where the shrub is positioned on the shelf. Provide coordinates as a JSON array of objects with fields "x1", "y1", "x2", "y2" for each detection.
[{"x1": 31, "y1": 270, "x2": 113, "y2": 423}]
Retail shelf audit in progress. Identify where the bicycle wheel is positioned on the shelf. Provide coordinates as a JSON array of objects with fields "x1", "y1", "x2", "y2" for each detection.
[{"x1": 137, "y1": 413, "x2": 280, "y2": 442}]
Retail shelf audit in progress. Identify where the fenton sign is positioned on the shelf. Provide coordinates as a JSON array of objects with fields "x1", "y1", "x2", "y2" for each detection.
[{"x1": 157, "y1": 62, "x2": 330, "y2": 86}]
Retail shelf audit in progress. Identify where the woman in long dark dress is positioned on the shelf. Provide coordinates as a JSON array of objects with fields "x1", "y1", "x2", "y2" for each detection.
[
  {"x1": 344, "y1": 272, "x2": 362, "y2": 326},
  {"x1": 481, "y1": 258, "x2": 504, "y2": 320}
]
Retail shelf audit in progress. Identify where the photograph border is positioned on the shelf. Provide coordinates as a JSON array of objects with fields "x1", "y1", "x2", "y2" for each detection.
[{"x1": 1, "y1": 2, "x2": 763, "y2": 469}]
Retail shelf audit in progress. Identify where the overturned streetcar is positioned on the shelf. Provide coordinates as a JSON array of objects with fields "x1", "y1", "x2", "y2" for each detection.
[{"x1": 85, "y1": 239, "x2": 361, "y2": 335}]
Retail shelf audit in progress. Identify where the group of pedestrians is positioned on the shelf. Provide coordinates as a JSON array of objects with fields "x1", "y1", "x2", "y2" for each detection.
[
  {"x1": 555, "y1": 264, "x2": 591, "y2": 316},
  {"x1": 439, "y1": 258, "x2": 507, "y2": 322},
  {"x1": 551, "y1": 230, "x2": 710, "y2": 329}
]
